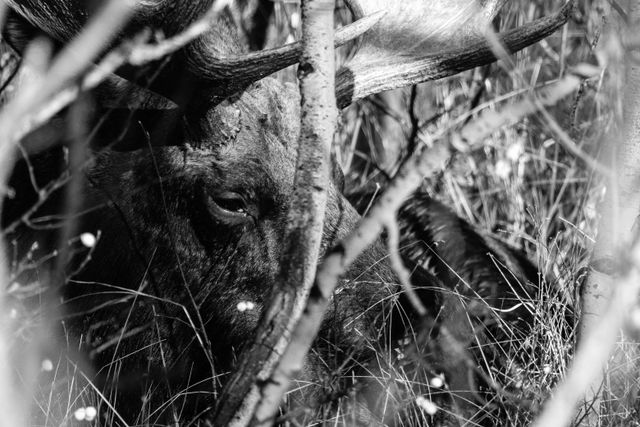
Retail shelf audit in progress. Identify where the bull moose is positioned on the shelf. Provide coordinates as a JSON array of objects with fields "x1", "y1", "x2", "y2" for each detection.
[{"x1": 0, "y1": 0, "x2": 573, "y2": 425}]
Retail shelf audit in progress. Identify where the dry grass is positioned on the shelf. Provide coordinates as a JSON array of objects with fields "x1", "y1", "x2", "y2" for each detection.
[{"x1": 334, "y1": 0, "x2": 630, "y2": 425}]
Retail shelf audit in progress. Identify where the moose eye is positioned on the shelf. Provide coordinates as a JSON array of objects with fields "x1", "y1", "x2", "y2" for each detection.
[
  {"x1": 215, "y1": 193, "x2": 248, "y2": 214},
  {"x1": 206, "y1": 191, "x2": 254, "y2": 225}
]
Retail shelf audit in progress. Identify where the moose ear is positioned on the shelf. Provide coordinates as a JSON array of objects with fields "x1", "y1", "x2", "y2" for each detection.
[
  {"x1": 18, "y1": 105, "x2": 186, "y2": 155},
  {"x1": 17, "y1": 75, "x2": 184, "y2": 154},
  {"x1": 90, "y1": 107, "x2": 185, "y2": 152},
  {"x1": 94, "y1": 76, "x2": 177, "y2": 111},
  {"x1": 88, "y1": 77, "x2": 185, "y2": 152}
]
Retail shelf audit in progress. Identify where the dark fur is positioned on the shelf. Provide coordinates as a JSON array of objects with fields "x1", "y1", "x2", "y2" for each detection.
[{"x1": 2, "y1": 6, "x2": 539, "y2": 426}]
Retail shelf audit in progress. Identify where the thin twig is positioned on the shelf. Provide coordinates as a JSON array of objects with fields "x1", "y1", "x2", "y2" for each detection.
[
  {"x1": 0, "y1": 5, "x2": 224, "y2": 425},
  {"x1": 385, "y1": 215, "x2": 428, "y2": 316},
  {"x1": 0, "y1": 2, "x2": 134, "y2": 426},
  {"x1": 0, "y1": 5, "x2": 224, "y2": 157},
  {"x1": 250, "y1": 69, "x2": 587, "y2": 425}
]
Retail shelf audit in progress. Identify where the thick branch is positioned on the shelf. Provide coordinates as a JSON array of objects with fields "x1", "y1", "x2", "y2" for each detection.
[
  {"x1": 212, "y1": 1, "x2": 337, "y2": 425},
  {"x1": 0, "y1": 2, "x2": 134, "y2": 426}
]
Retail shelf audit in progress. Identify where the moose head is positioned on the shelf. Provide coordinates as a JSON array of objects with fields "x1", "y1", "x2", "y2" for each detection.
[{"x1": 1, "y1": 0, "x2": 572, "y2": 424}]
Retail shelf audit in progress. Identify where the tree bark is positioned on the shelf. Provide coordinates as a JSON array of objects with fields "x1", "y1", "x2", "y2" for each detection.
[
  {"x1": 212, "y1": 1, "x2": 337, "y2": 425},
  {"x1": 243, "y1": 71, "x2": 584, "y2": 427}
]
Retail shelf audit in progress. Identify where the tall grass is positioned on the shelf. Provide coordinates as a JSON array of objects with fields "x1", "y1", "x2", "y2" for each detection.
[{"x1": 335, "y1": 0, "x2": 626, "y2": 424}]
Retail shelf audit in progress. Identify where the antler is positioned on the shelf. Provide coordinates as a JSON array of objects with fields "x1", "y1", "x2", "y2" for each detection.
[
  {"x1": 5, "y1": 0, "x2": 573, "y2": 109},
  {"x1": 336, "y1": 0, "x2": 574, "y2": 106},
  {"x1": 3, "y1": 0, "x2": 382, "y2": 103}
]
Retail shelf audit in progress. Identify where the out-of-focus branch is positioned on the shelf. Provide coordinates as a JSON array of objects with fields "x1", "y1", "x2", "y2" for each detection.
[
  {"x1": 531, "y1": 249, "x2": 640, "y2": 427},
  {"x1": 449, "y1": 67, "x2": 597, "y2": 153},
  {"x1": 533, "y1": 3, "x2": 640, "y2": 425},
  {"x1": 0, "y1": 2, "x2": 133, "y2": 426},
  {"x1": 252, "y1": 70, "x2": 588, "y2": 426},
  {"x1": 212, "y1": 0, "x2": 337, "y2": 425},
  {"x1": 9, "y1": 0, "x2": 134, "y2": 110},
  {"x1": 0, "y1": 0, "x2": 223, "y2": 255},
  {"x1": 0, "y1": 2, "x2": 123, "y2": 208},
  {"x1": 0, "y1": 6, "x2": 223, "y2": 160},
  {"x1": 0, "y1": 3, "x2": 225, "y2": 425},
  {"x1": 0, "y1": 0, "x2": 134, "y2": 153}
]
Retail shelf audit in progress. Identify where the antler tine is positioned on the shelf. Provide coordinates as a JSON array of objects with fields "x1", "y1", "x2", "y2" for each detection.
[
  {"x1": 5, "y1": 0, "x2": 572, "y2": 109},
  {"x1": 336, "y1": 1, "x2": 573, "y2": 107},
  {"x1": 184, "y1": 11, "x2": 383, "y2": 95}
]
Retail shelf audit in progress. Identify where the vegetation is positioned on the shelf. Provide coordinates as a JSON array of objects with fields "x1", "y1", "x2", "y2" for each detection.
[{"x1": 0, "y1": 0, "x2": 638, "y2": 426}]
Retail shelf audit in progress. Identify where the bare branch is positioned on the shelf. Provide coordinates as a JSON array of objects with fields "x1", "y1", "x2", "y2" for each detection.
[
  {"x1": 212, "y1": 0, "x2": 337, "y2": 425},
  {"x1": 0, "y1": 3, "x2": 229, "y2": 164},
  {"x1": 252, "y1": 68, "x2": 588, "y2": 427},
  {"x1": 385, "y1": 215, "x2": 428, "y2": 316},
  {"x1": 450, "y1": 68, "x2": 597, "y2": 153},
  {"x1": 0, "y1": 2, "x2": 135, "y2": 425}
]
